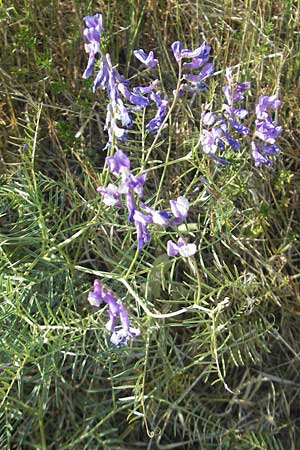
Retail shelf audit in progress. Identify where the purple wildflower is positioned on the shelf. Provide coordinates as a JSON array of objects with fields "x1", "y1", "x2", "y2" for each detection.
[
  {"x1": 255, "y1": 95, "x2": 281, "y2": 119},
  {"x1": 167, "y1": 237, "x2": 197, "y2": 257},
  {"x1": 147, "y1": 91, "x2": 168, "y2": 133},
  {"x1": 169, "y1": 196, "x2": 189, "y2": 225},
  {"x1": 106, "y1": 149, "x2": 130, "y2": 176},
  {"x1": 87, "y1": 280, "x2": 140, "y2": 347},
  {"x1": 92, "y1": 55, "x2": 109, "y2": 92},
  {"x1": 171, "y1": 41, "x2": 183, "y2": 62},
  {"x1": 88, "y1": 279, "x2": 104, "y2": 307},
  {"x1": 82, "y1": 14, "x2": 103, "y2": 79},
  {"x1": 184, "y1": 63, "x2": 215, "y2": 83},
  {"x1": 132, "y1": 80, "x2": 159, "y2": 95},
  {"x1": 134, "y1": 49, "x2": 158, "y2": 68},
  {"x1": 200, "y1": 127, "x2": 224, "y2": 154},
  {"x1": 118, "y1": 83, "x2": 150, "y2": 107},
  {"x1": 255, "y1": 117, "x2": 282, "y2": 144},
  {"x1": 97, "y1": 183, "x2": 121, "y2": 207},
  {"x1": 133, "y1": 210, "x2": 152, "y2": 250}
]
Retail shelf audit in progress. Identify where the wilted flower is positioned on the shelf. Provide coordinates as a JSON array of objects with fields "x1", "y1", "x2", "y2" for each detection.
[
  {"x1": 167, "y1": 237, "x2": 197, "y2": 257},
  {"x1": 134, "y1": 49, "x2": 158, "y2": 68}
]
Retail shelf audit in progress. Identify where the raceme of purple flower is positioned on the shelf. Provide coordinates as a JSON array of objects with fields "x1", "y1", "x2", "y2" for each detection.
[
  {"x1": 171, "y1": 40, "x2": 214, "y2": 93},
  {"x1": 88, "y1": 279, "x2": 140, "y2": 346},
  {"x1": 82, "y1": 14, "x2": 103, "y2": 79},
  {"x1": 252, "y1": 95, "x2": 282, "y2": 166},
  {"x1": 167, "y1": 237, "x2": 197, "y2": 257},
  {"x1": 134, "y1": 49, "x2": 158, "y2": 68},
  {"x1": 221, "y1": 68, "x2": 250, "y2": 139},
  {"x1": 97, "y1": 150, "x2": 191, "y2": 250}
]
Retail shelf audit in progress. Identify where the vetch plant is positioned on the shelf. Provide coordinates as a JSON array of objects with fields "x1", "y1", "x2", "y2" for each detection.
[{"x1": 81, "y1": 12, "x2": 282, "y2": 347}]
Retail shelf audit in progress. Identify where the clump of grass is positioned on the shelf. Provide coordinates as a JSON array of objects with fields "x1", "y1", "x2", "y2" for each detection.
[{"x1": 1, "y1": 1, "x2": 300, "y2": 449}]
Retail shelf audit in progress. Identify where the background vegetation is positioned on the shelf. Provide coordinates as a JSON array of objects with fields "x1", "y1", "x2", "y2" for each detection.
[{"x1": 1, "y1": 0, "x2": 300, "y2": 448}]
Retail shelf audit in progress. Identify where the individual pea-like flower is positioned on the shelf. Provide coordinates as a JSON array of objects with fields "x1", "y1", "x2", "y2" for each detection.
[
  {"x1": 82, "y1": 13, "x2": 103, "y2": 79},
  {"x1": 96, "y1": 183, "x2": 121, "y2": 207},
  {"x1": 255, "y1": 95, "x2": 281, "y2": 119},
  {"x1": 132, "y1": 80, "x2": 159, "y2": 95},
  {"x1": 147, "y1": 91, "x2": 168, "y2": 133},
  {"x1": 92, "y1": 55, "x2": 109, "y2": 92},
  {"x1": 87, "y1": 279, "x2": 140, "y2": 347},
  {"x1": 200, "y1": 126, "x2": 224, "y2": 154},
  {"x1": 133, "y1": 210, "x2": 152, "y2": 250},
  {"x1": 167, "y1": 237, "x2": 197, "y2": 257},
  {"x1": 134, "y1": 49, "x2": 158, "y2": 68},
  {"x1": 141, "y1": 203, "x2": 172, "y2": 226},
  {"x1": 87, "y1": 279, "x2": 104, "y2": 307},
  {"x1": 118, "y1": 83, "x2": 150, "y2": 107},
  {"x1": 169, "y1": 196, "x2": 190, "y2": 225},
  {"x1": 106, "y1": 149, "x2": 130, "y2": 176},
  {"x1": 184, "y1": 63, "x2": 214, "y2": 83}
]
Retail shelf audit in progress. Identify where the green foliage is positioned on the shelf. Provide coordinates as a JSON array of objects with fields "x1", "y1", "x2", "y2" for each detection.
[{"x1": 1, "y1": 1, "x2": 300, "y2": 449}]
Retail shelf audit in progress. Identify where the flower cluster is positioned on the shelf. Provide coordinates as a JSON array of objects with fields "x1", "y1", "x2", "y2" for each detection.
[
  {"x1": 88, "y1": 279, "x2": 140, "y2": 346},
  {"x1": 251, "y1": 95, "x2": 282, "y2": 166},
  {"x1": 171, "y1": 41, "x2": 214, "y2": 95},
  {"x1": 82, "y1": 14, "x2": 169, "y2": 145},
  {"x1": 97, "y1": 149, "x2": 193, "y2": 251},
  {"x1": 200, "y1": 68, "x2": 250, "y2": 165}
]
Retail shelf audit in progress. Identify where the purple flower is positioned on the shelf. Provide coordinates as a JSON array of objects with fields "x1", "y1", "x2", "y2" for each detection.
[
  {"x1": 93, "y1": 56, "x2": 109, "y2": 92},
  {"x1": 82, "y1": 14, "x2": 103, "y2": 79},
  {"x1": 110, "y1": 327, "x2": 141, "y2": 347},
  {"x1": 116, "y1": 99, "x2": 133, "y2": 127},
  {"x1": 134, "y1": 49, "x2": 158, "y2": 68},
  {"x1": 227, "y1": 117, "x2": 249, "y2": 136},
  {"x1": 171, "y1": 41, "x2": 183, "y2": 62},
  {"x1": 181, "y1": 41, "x2": 211, "y2": 59},
  {"x1": 184, "y1": 63, "x2": 215, "y2": 83},
  {"x1": 147, "y1": 92, "x2": 168, "y2": 133},
  {"x1": 88, "y1": 279, "x2": 104, "y2": 307},
  {"x1": 132, "y1": 80, "x2": 159, "y2": 95},
  {"x1": 255, "y1": 95, "x2": 281, "y2": 119},
  {"x1": 97, "y1": 183, "x2": 121, "y2": 207},
  {"x1": 141, "y1": 204, "x2": 172, "y2": 226},
  {"x1": 87, "y1": 279, "x2": 140, "y2": 347},
  {"x1": 83, "y1": 13, "x2": 103, "y2": 31},
  {"x1": 106, "y1": 149, "x2": 130, "y2": 175},
  {"x1": 169, "y1": 196, "x2": 189, "y2": 225},
  {"x1": 167, "y1": 237, "x2": 197, "y2": 257},
  {"x1": 251, "y1": 141, "x2": 272, "y2": 167},
  {"x1": 118, "y1": 83, "x2": 150, "y2": 107},
  {"x1": 255, "y1": 117, "x2": 282, "y2": 143},
  {"x1": 200, "y1": 127, "x2": 223, "y2": 154},
  {"x1": 201, "y1": 112, "x2": 217, "y2": 127},
  {"x1": 133, "y1": 210, "x2": 152, "y2": 250},
  {"x1": 172, "y1": 40, "x2": 211, "y2": 63},
  {"x1": 222, "y1": 68, "x2": 250, "y2": 106}
]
